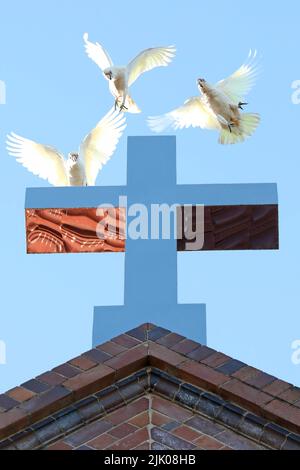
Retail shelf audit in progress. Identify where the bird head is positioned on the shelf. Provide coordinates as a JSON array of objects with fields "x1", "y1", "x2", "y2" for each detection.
[
  {"x1": 68, "y1": 152, "x2": 79, "y2": 163},
  {"x1": 197, "y1": 78, "x2": 207, "y2": 90},
  {"x1": 104, "y1": 69, "x2": 113, "y2": 81}
]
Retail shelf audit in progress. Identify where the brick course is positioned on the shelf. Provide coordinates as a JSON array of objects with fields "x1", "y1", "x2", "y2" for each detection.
[{"x1": 0, "y1": 323, "x2": 299, "y2": 450}]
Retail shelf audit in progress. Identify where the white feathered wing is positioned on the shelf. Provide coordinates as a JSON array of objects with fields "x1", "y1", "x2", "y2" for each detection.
[
  {"x1": 83, "y1": 33, "x2": 113, "y2": 71},
  {"x1": 148, "y1": 96, "x2": 220, "y2": 133},
  {"x1": 216, "y1": 50, "x2": 259, "y2": 103},
  {"x1": 127, "y1": 46, "x2": 176, "y2": 86},
  {"x1": 80, "y1": 108, "x2": 126, "y2": 186},
  {"x1": 6, "y1": 133, "x2": 69, "y2": 186}
]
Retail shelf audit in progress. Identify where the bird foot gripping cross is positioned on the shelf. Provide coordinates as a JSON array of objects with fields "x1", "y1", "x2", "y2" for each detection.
[{"x1": 25, "y1": 137, "x2": 279, "y2": 345}]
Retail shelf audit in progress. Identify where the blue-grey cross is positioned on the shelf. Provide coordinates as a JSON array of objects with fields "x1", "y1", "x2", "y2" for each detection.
[{"x1": 25, "y1": 136, "x2": 279, "y2": 346}]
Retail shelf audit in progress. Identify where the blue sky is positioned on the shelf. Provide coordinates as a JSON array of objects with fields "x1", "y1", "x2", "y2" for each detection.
[{"x1": 1, "y1": 0, "x2": 300, "y2": 392}]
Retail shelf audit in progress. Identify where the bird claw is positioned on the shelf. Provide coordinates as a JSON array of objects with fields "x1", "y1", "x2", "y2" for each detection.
[
  {"x1": 238, "y1": 102, "x2": 248, "y2": 110},
  {"x1": 115, "y1": 98, "x2": 128, "y2": 112}
]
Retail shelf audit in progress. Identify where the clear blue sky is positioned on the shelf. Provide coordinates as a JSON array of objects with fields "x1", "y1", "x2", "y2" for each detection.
[{"x1": 1, "y1": 0, "x2": 300, "y2": 392}]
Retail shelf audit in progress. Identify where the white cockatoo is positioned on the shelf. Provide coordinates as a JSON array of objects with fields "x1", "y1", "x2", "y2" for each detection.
[
  {"x1": 148, "y1": 51, "x2": 260, "y2": 144},
  {"x1": 83, "y1": 33, "x2": 176, "y2": 114},
  {"x1": 7, "y1": 108, "x2": 126, "y2": 186}
]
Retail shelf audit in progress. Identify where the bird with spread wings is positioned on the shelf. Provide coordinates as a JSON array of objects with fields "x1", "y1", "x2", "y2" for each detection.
[
  {"x1": 6, "y1": 108, "x2": 126, "y2": 186},
  {"x1": 148, "y1": 51, "x2": 260, "y2": 145},
  {"x1": 83, "y1": 33, "x2": 176, "y2": 113}
]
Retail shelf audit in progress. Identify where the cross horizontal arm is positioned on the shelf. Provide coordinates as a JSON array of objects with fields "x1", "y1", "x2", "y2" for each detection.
[
  {"x1": 25, "y1": 186, "x2": 127, "y2": 209},
  {"x1": 175, "y1": 183, "x2": 278, "y2": 206}
]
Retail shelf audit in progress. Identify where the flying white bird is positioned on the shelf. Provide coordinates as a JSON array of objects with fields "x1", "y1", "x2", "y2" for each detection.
[
  {"x1": 7, "y1": 108, "x2": 126, "y2": 186},
  {"x1": 83, "y1": 33, "x2": 176, "y2": 114},
  {"x1": 148, "y1": 51, "x2": 260, "y2": 144}
]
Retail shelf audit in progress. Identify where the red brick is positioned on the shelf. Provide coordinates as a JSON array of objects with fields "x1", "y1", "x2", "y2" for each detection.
[
  {"x1": 112, "y1": 334, "x2": 141, "y2": 349},
  {"x1": 201, "y1": 352, "x2": 230, "y2": 368},
  {"x1": 0, "y1": 408, "x2": 29, "y2": 440},
  {"x1": 20, "y1": 385, "x2": 72, "y2": 422},
  {"x1": 243, "y1": 372, "x2": 275, "y2": 389},
  {"x1": 107, "y1": 398, "x2": 149, "y2": 425},
  {"x1": 21, "y1": 379, "x2": 50, "y2": 394},
  {"x1": 7, "y1": 387, "x2": 36, "y2": 403},
  {"x1": 187, "y1": 346, "x2": 215, "y2": 362},
  {"x1": 65, "y1": 419, "x2": 112, "y2": 447},
  {"x1": 171, "y1": 339, "x2": 199, "y2": 355},
  {"x1": 152, "y1": 396, "x2": 193, "y2": 422},
  {"x1": 53, "y1": 363, "x2": 80, "y2": 378},
  {"x1": 148, "y1": 342, "x2": 186, "y2": 369},
  {"x1": 264, "y1": 400, "x2": 300, "y2": 432},
  {"x1": 177, "y1": 360, "x2": 228, "y2": 391},
  {"x1": 126, "y1": 325, "x2": 149, "y2": 341},
  {"x1": 37, "y1": 371, "x2": 65, "y2": 386},
  {"x1": 157, "y1": 333, "x2": 185, "y2": 348},
  {"x1": 109, "y1": 423, "x2": 137, "y2": 439},
  {"x1": 278, "y1": 387, "x2": 300, "y2": 404},
  {"x1": 129, "y1": 411, "x2": 149, "y2": 427},
  {"x1": 195, "y1": 435, "x2": 224, "y2": 450},
  {"x1": 263, "y1": 380, "x2": 291, "y2": 397},
  {"x1": 148, "y1": 327, "x2": 171, "y2": 341},
  {"x1": 63, "y1": 364, "x2": 115, "y2": 400},
  {"x1": 220, "y1": 379, "x2": 273, "y2": 410},
  {"x1": 233, "y1": 366, "x2": 257, "y2": 381},
  {"x1": 104, "y1": 344, "x2": 148, "y2": 379},
  {"x1": 134, "y1": 441, "x2": 150, "y2": 450},
  {"x1": 97, "y1": 341, "x2": 126, "y2": 356},
  {"x1": 88, "y1": 433, "x2": 117, "y2": 450},
  {"x1": 69, "y1": 356, "x2": 97, "y2": 371},
  {"x1": 0, "y1": 394, "x2": 20, "y2": 411},
  {"x1": 83, "y1": 349, "x2": 111, "y2": 364},
  {"x1": 151, "y1": 427, "x2": 196, "y2": 450},
  {"x1": 216, "y1": 429, "x2": 264, "y2": 450},
  {"x1": 152, "y1": 411, "x2": 172, "y2": 427},
  {"x1": 47, "y1": 441, "x2": 73, "y2": 450},
  {"x1": 107, "y1": 428, "x2": 149, "y2": 450},
  {"x1": 126, "y1": 323, "x2": 155, "y2": 340},
  {"x1": 173, "y1": 425, "x2": 201, "y2": 442}
]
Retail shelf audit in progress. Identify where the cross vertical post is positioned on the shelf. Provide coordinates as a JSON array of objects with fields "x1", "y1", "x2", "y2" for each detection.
[{"x1": 24, "y1": 136, "x2": 279, "y2": 347}]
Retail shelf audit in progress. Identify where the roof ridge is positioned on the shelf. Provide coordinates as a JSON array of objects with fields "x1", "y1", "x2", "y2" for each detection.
[{"x1": 0, "y1": 323, "x2": 299, "y2": 443}]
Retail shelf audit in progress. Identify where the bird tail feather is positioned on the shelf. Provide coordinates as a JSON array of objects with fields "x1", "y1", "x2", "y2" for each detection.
[
  {"x1": 122, "y1": 95, "x2": 141, "y2": 114},
  {"x1": 219, "y1": 113, "x2": 260, "y2": 145}
]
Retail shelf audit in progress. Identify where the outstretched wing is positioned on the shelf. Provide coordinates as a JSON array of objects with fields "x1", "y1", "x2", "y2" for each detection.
[
  {"x1": 215, "y1": 50, "x2": 260, "y2": 103},
  {"x1": 7, "y1": 132, "x2": 68, "y2": 186},
  {"x1": 148, "y1": 96, "x2": 220, "y2": 133},
  {"x1": 127, "y1": 46, "x2": 176, "y2": 86},
  {"x1": 83, "y1": 33, "x2": 113, "y2": 71},
  {"x1": 80, "y1": 109, "x2": 126, "y2": 186}
]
